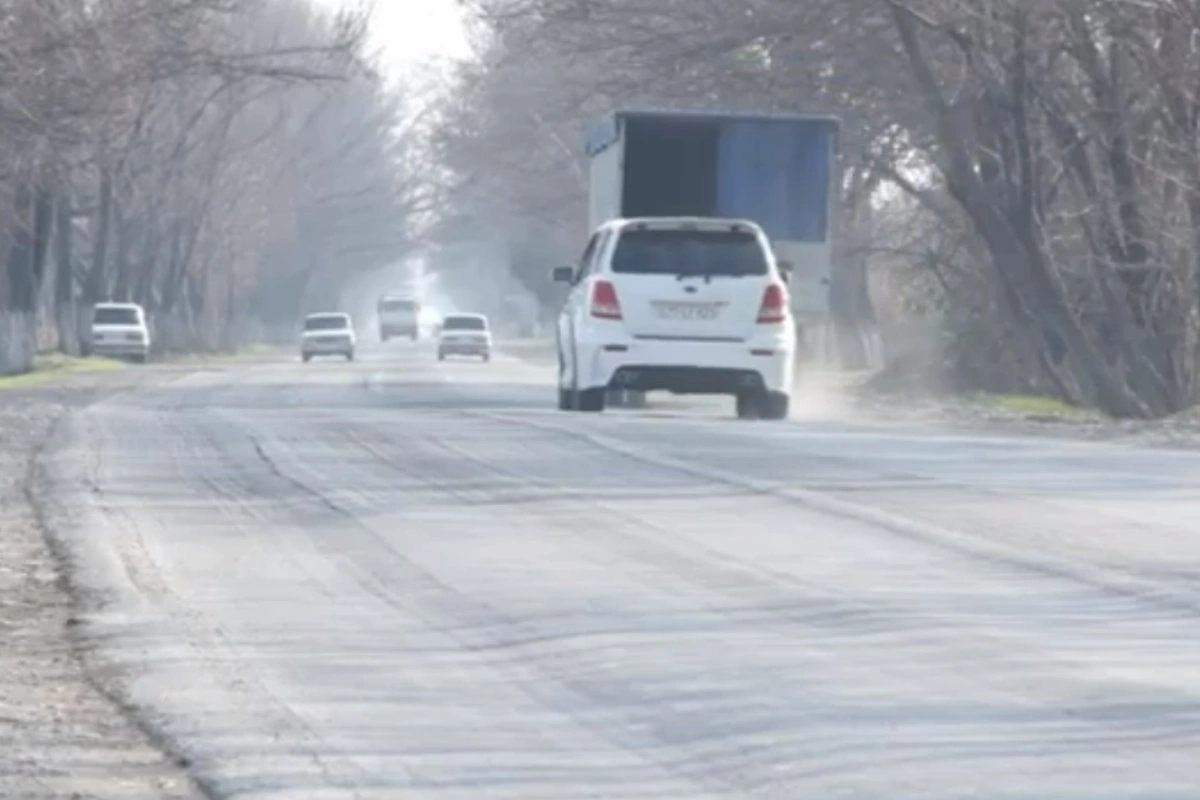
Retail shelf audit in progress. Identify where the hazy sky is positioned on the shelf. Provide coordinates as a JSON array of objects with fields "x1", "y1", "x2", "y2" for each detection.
[{"x1": 311, "y1": 0, "x2": 472, "y2": 74}]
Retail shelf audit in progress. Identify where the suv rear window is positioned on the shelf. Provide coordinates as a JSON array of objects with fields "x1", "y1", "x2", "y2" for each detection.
[
  {"x1": 610, "y1": 228, "x2": 768, "y2": 277},
  {"x1": 443, "y1": 316, "x2": 486, "y2": 331},
  {"x1": 380, "y1": 299, "x2": 417, "y2": 312},
  {"x1": 94, "y1": 307, "x2": 139, "y2": 325},
  {"x1": 305, "y1": 315, "x2": 349, "y2": 331}
]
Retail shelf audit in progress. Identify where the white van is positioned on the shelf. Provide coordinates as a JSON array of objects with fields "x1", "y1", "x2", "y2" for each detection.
[{"x1": 378, "y1": 296, "x2": 420, "y2": 341}]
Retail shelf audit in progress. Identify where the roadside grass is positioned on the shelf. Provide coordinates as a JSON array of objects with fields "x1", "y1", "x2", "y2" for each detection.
[
  {"x1": 967, "y1": 391, "x2": 1105, "y2": 421},
  {"x1": 0, "y1": 342, "x2": 289, "y2": 390},
  {"x1": 160, "y1": 342, "x2": 287, "y2": 365},
  {"x1": 0, "y1": 353, "x2": 126, "y2": 390}
]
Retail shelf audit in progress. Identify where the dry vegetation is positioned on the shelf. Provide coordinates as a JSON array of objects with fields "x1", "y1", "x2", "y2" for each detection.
[
  {"x1": 0, "y1": 0, "x2": 421, "y2": 372},
  {"x1": 434, "y1": 0, "x2": 1200, "y2": 418}
]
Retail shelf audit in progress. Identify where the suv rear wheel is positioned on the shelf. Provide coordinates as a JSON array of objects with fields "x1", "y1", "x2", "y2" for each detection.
[
  {"x1": 736, "y1": 390, "x2": 789, "y2": 420},
  {"x1": 578, "y1": 387, "x2": 605, "y2": 413},
  {"x1": 759, "y1": 391, "x2": 789, "y2": 420},
  {"x1": 735, "y1": 392, "x2": 758, "y2": 419}
]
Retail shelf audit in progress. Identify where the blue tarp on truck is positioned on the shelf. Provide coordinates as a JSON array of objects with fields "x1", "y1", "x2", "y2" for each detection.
[{"x1": 714, "y1": 118, "x2": 834, "y2": 243}]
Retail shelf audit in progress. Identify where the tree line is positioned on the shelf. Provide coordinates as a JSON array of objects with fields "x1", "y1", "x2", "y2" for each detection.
[
  {"x1": 0, "y1": 0, "x2": 419, "y2": 372},
  {"x1": 434, "y1": 0, "x2": 1200, "y2": 417}
]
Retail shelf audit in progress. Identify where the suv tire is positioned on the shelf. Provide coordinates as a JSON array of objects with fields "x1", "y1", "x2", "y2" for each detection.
[
  {"x1": 578, "y1": 387, "x2": 605, "y2": 413},
  {"x1": 759, "y1": 391, "x2": 789, "y2": 420},
  {"x1": 735, "y1": 393, "x2": 758, "y2": 419}
]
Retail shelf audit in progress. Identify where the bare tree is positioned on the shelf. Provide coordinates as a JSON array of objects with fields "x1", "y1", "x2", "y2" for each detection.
[{"x1": 0, "y1": 0, "x2": 421, "y2": 371}]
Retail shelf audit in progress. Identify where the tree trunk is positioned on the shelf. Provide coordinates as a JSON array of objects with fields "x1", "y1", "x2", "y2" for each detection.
[
  {"x1": 111, "y1": 204, "x2": 133, "y2": 300},
  {"x1": 2, "y1": 184, "x2": 43, "y2": 374},
  {"x1": 80, "y1": 165, "x2": 113, "y2": 355},
  {"x1": 831, "y1": 166, "x2": 882, "y2": 370},
  {"x1": 53, "y1": 195, "x2": 79, "y2": 356}
]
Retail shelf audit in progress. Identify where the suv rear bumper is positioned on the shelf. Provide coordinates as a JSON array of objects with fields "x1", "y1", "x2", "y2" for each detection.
[{"x1": 573, "y1": 336, "x2": 793, "y2": 395}]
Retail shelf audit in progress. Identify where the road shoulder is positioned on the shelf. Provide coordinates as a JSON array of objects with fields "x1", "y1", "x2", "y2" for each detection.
[
  {"x1": 850, "y1": 385, "x2": 1200, "y2": 447},
  {"x1": 498, "y1": 338, "x2": 1200, "y2": 445},
  {"x1": 0, "y1": 378, "x2": 206, "y2": 799}
]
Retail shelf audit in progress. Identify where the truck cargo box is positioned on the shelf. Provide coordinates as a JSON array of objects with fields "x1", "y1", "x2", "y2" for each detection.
[{"x1": 587, "y1": 110, "x2": 838, "y2": 320}]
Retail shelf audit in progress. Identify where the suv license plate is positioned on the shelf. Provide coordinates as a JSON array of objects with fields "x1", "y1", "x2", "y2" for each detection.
[{"x1": 652, "y1": 301, "x2": 723, "y2": 321}]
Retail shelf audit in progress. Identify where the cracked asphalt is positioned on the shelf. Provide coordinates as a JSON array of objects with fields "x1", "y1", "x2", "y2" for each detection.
[{"x1": 31, "y1": 342, "x2": 1200, "y2": 798}]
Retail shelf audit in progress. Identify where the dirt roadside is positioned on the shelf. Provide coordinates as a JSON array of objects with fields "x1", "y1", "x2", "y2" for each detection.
[
  {"x1": 0, "y1": 372, "x2": 207, "y2": 799},
  {"x1": 846, "y1": 385, "x2": 1200, "y2": 448}
]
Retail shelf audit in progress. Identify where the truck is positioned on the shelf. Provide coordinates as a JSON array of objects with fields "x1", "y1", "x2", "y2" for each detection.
[
  {"x1": 586, "y1": 109, "x2": 839, "y2": 324},
  {"x1": 584, "y1": 109, "x2": 839, "y2": 405},
  {"x1": 377, "y1": 295, "x2": 421, "y2": 341}
]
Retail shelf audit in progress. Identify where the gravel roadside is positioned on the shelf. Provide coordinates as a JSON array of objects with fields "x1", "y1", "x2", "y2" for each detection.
[{"x1": 0, "y1": 375, "x2": 206, "y2": 799}]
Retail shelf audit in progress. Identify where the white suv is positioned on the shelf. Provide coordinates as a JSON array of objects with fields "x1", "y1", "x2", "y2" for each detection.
[{"x1": 552, "y1": 217, "x2": 795, "y2": 418}]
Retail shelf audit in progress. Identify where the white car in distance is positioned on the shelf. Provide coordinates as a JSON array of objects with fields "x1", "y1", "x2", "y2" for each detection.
[
  {"x1": 552, "y1": 217, "x2": 795, "y2": 418},
  {"x1": 300, "y1": 312, "x2": 356, "y2": 362},
  {"x1": 437, "y1": 313, "x2": 492, "y2": 362},
  {"x1": 90, "y1": 302, "x2": 150, "y2": 363}
]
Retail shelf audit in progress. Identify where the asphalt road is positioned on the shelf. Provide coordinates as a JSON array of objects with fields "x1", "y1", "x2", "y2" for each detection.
[{"x1": 37, "y1": 342, "x2": 1200, "y2": 799}]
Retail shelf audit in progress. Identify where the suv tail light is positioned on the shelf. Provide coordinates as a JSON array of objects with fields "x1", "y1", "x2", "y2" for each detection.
[
  {"x1": 757, "y1": 284, "x2": 788, "y2": 323},
  {"x1": 590, "y1": 280, "x2": 622, "y2": 319}
]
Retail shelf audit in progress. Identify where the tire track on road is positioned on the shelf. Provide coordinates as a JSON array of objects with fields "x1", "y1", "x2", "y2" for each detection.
[
  {"x1": 58, "y1": 402, "x2": 387, "y2": 798},
  {"x1": 475, "y1": 409, "x2": 1200, "y2": 618},
  {"x1": 43, "y1": 355, "x2": 1200, "y2": 797},
  {"x1": 234, "y1": 404, "x2": 1200, "y2": 793}
]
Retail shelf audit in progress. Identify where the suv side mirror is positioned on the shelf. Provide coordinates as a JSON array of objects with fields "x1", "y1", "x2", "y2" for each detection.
[{"x1": 551, "y1": 265, "x2": 575, "y2": 283}]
